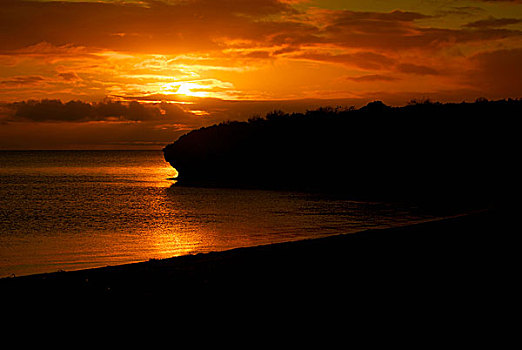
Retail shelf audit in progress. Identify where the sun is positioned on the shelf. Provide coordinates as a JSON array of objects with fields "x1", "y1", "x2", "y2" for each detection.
[{"x1": 161, "y1": 81, "x2": 210, "y2": 98}]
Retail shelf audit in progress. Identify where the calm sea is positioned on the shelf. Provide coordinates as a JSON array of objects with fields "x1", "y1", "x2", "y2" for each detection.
[{"x1": 1, "y1": 150, "x2": 436, "y2": 277}]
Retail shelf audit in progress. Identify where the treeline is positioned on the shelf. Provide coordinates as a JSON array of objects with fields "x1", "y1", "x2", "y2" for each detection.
[{"x1": 163, "y1": 99, "x2": 521, "y2": 206}]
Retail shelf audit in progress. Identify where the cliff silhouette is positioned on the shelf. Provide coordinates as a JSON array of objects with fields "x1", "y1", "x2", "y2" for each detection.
[{"x1": 163, "y1": 99, "x2": 520, "y2": 207}]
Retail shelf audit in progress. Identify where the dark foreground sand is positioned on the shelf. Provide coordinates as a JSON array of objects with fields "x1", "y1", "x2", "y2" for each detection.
[{"x1": 0, "y1": 208, "x2": 516, "y2": 311}]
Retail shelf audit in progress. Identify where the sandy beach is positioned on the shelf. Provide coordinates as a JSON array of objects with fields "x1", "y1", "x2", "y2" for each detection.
[{"x1": 1, "y1": 208, "x2": 514, "y2": 310}]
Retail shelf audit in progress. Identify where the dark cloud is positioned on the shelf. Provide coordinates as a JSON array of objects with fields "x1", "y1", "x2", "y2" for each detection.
[
  {"x1": 396, "y1": 63, "x2": 439, "y2": 76},
  {"x1": 0, "y1": 0, "x2": 298, "y2": 54},
  {"x1": 474, "y1": 0, "x2": 522, "y2": 2},
  {"x1": 327, "y1": 9, "x2": 430, "y2": 25},
  {"x1": 0, "y1": 75, "x2": 45, "y2": 86},
  {"x1": 465, "y1": 17, "x2": 522, "y2": 27},
  {"x1": 175, "y1": 0, "x2": 296, "y2": 16},
  {"x1": 3, "y1": 99, "x2": 195, "y2": 123},
  {"x1": 310, "y1": 8, "x2": 522, "y2": 52},
  {"x1": 291, "y1": 51, "x2": 395, "y2": 70},
  {"x1": 466, "y1": 48, "x2": 522, "y2": 96},
  {"x1": 346, "y1": 75, "x2": 399, "y2": 82},
  {"x1": 291, "y1": 51, "x2": 440, "y2": 76},
  {"x1": 58, "y1": 72, "x2": 81, "y2": 81},
  {"x1": 1, "y1": 0, "x2": 520, "y2": 57},
  {"x1": 436, "y1": 6, "x2": 486, "y2": 17},
  {"x1": 240, "y1": 50, "x2": 272, "y2": 59},
  {"x1": 319, "y1": 10, "x2": 430, "y2": 48}
]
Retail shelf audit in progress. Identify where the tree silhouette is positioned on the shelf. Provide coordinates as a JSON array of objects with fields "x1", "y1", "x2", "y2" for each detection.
[{"x1": 164, "y1": 99, "x2": 521, "y2": 208}]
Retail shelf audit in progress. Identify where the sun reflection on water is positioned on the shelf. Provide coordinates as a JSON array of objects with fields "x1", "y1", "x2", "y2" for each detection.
[{"x1": 0, "y1": 151, "x2": 437, "y2": 277}]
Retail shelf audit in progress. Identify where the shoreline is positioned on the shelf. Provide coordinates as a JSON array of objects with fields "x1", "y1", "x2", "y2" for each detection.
[
  {"x1": 0, "y1": 212, "x2": 470, "y2": 279},
  {"x1": 0, "y1": 208, "x2": 514, "y2": 302}
]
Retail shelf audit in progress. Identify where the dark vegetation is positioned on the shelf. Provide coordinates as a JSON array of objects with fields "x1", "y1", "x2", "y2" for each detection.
[{"x1": 164, "y1": 98, "x2": 520, "y2": 208}]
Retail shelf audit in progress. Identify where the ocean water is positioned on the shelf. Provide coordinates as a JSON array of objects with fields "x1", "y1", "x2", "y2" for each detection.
[{"x1": 0, "y1": 151, "x2": 436, "y2": 277}]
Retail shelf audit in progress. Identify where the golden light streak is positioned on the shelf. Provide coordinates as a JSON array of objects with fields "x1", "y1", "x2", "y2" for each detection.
[{"x1": 161, "y1": 82, "x2": 211, "y2": 98}]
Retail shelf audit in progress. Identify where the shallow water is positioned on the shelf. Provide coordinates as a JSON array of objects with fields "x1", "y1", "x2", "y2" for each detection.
[{"x1": 0, "y1": 151, "x2": 436, "y2": 277}]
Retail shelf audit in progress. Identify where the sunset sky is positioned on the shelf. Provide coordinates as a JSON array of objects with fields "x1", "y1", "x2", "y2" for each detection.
[{"x1": 1, "y1": 0, "x2": 521, "y2": 149}]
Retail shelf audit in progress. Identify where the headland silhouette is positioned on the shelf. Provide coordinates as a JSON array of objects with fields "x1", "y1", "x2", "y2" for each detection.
[{"x1": 164, "y1": 98, "x2": 520, "y2": 209}]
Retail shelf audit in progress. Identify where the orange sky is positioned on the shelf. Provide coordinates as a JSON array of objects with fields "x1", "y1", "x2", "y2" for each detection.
[{"x1": 1, "y1": 0, "x2": 521, "y2": 149}]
